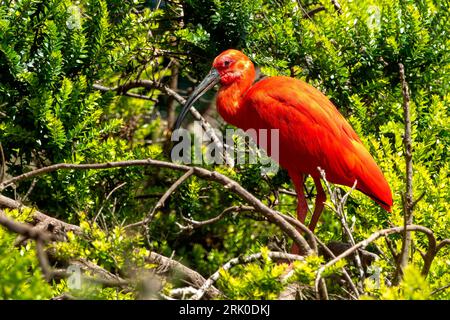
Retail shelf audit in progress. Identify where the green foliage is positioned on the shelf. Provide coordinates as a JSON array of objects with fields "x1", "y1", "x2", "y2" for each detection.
[
  {"x1": 218, "y1": 248, "x2": 289, "y2": 299},
  {"x1": 0, "y1": 210, "x2": 52, "y2": 300},
  {"x1": 52, "y1": 213, "x2": 151, "y2": 271},
  {"x1": 364, "y1": 265, "x2": 431, "y2": 300}
]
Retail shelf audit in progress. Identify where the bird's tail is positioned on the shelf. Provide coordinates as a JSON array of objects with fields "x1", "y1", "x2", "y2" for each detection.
[{"x1": 357, "y1": 163, "x2": 393, "y2": 212}]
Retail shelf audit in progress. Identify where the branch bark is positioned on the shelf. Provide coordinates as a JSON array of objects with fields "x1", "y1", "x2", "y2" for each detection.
[
  {"x1": 0, "y1": 194, "x2": 82, "y2": 236},
  {"x1": 146, "y1": 252, "x2": 221, "y2": 299},
  {"x1": 396, "y1": 62, "x2": 414, "y2": 283}
]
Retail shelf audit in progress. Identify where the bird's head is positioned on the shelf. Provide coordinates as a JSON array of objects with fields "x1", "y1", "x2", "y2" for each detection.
[{"x1": 174, "y1": 49, "x2": 254, "y2": 130}]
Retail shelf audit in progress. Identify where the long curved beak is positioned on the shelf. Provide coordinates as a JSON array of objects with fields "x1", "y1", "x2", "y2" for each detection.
[{"x1": 174, "y1": 68, "x2": 220, "y2": 130}]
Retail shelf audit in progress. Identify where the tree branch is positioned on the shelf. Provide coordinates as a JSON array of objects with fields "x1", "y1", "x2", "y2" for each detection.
[
  {"x1": 0, "y1": 158, "x2": 312, "y2": 256},
  {"x1": 146, "y1": 251, "x2": 222, "y2": 299},
  {"x1": 319, "y1": 168, "x2": 365, "y2": 287},
  {"x1": 396, "y1": 62, "x2": 414, "y2": 283},
  {"x1": 0, "y1": 194, "x2": 82, "y2": 236}
]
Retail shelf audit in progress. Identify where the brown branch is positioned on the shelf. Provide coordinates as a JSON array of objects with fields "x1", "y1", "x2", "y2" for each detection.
[
  {"x1": 0, "y1": 194, "x2": 82, "y2": 236},
  {"x1": 302, "y1": 6, "x2": 325, "y2": 19},
  {"x1": 93, "y1": 84, "x2": 158, "y2": 102},
  {"x1": 0, "y1": 210, "x2": 54, "y2": 242},
  {"x1": 436, "y1": 239, "x2": 450, "y2": 254},
  {"x1": 0, "y1": 197, "x2": 223, "y2": 298},
  {"x1": 431, "y1": 283, "x2": 450, "y2": 296},
  {"x1": 0, "y1": 159, "x2": 312, "y2": 255},
  {"x1": 125, "y1": 168, "x2": 194, "y2": 229},
  {"x1": 0, "y1": 209, "x2": 56, "y2": 280},
  {"x1": 396, "y1": 62, "x2": 414, "y2": 283}
]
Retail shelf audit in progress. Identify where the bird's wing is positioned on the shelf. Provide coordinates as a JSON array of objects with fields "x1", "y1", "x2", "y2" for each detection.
[{"x1": 243, "y1": 76, "x2": 392, "y2": 210}]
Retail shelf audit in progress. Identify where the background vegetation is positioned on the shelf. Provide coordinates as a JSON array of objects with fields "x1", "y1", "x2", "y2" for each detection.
[{"x1": 0, "y1": 0, "x2": 448, "y2": 300}]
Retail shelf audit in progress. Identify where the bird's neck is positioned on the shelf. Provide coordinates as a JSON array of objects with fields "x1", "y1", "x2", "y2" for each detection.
[{"x1": 216, "y1": 72, "x2": 255, "y2": 128}]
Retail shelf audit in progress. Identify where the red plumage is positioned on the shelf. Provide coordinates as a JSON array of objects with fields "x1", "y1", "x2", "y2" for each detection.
[{"x1": 176, "y1": 49, "x2": 393, "y2": 251}]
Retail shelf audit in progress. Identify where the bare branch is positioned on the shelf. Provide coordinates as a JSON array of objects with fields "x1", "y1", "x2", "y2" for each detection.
[
  {"x1": 146, "y1": 251, "x2": 222, "y2": 299},
  {"x1": 94, "y1": 182, "x2": 127, "y2": 223},
  {"x1": 0, "y1": 210, "x2": 56, "y2": 281},
  {"x1": 302, "y1": 6, "x2": 325, "y2": 19},
  {"x1": 436, "y1": 239, "x2": 450, "y2": 254},
  {"x1": 93, "y1": 83, "x2": 158, "y2": 102},
  {"x1": 331, "y1": 0, "x2": 342, "y2": 14},
  {"x1": 396, "y1": 62, "x2": 414, "y2": 283},
  {"x1": 0, "y1": 194, "x2": 82, "y2": 236},
  {"x1": 0, "y1": 210, "x2": 54, "y2": 242},
  {"x1": 431, "y1": 283, "x2": 450, "y2": 296},
  {"x1": 278, "y1": 212, "x2": 359, "y2": 298},
  {"x1": 125, "y1": 168, "x2": 194, "y2": 229}
]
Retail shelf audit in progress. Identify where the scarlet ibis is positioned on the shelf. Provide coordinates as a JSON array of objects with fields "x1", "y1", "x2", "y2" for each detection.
[{"x1": 175, "y1": 49, "x2": 392, "y2": 252}]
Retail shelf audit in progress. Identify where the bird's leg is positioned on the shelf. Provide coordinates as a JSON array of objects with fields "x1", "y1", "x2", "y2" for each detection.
[
  {"x1": 308, "y1": 176, "x2": 326, "y2": 231},
  {"x1": 289, "y1": 172, "x2": 308, "y2": 254}
]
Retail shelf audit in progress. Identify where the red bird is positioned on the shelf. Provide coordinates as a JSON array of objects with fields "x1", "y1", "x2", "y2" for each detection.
[{"x1": 175, "y1": 49, "x2": 392, "y2": 252}]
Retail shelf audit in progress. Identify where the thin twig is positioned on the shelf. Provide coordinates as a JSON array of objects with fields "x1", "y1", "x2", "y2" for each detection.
[
  {"x1": 94, "y1": 182, "x2": 127, "y2": 223},
  {"x1": 319, "y1": 168, "x2": 365, "y2": 286},
  {"x1": 191, "y1": 251, "x2": 305, "y2": 300},
  {"x1": 21, "y1": 178, "x2": 37, "y2": 203},
  {"x1": 178, "y1": 205, "x2": 254, "y2": 230},
  {"x1": 93, "y1": 84, "x2": 158, "y2": 102},
  {"x1": 302, "y1": 6, "x2": 325, "y2": 19},
  {"x1": 125, "y1": 168, "x2": 194, "y2": 229},
  {"x1": 431, "y1": 283, "x2": 450, "y2": 296}
]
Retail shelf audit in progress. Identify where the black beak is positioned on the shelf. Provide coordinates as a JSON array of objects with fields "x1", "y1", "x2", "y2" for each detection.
[{"x1": 174, "y1": 68, "x2": 220, "y2": 130}]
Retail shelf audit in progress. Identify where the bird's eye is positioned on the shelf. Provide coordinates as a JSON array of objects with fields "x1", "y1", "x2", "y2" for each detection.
[{"x1": 224, "y1": 60, "x2": 231, "y2": 67}]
